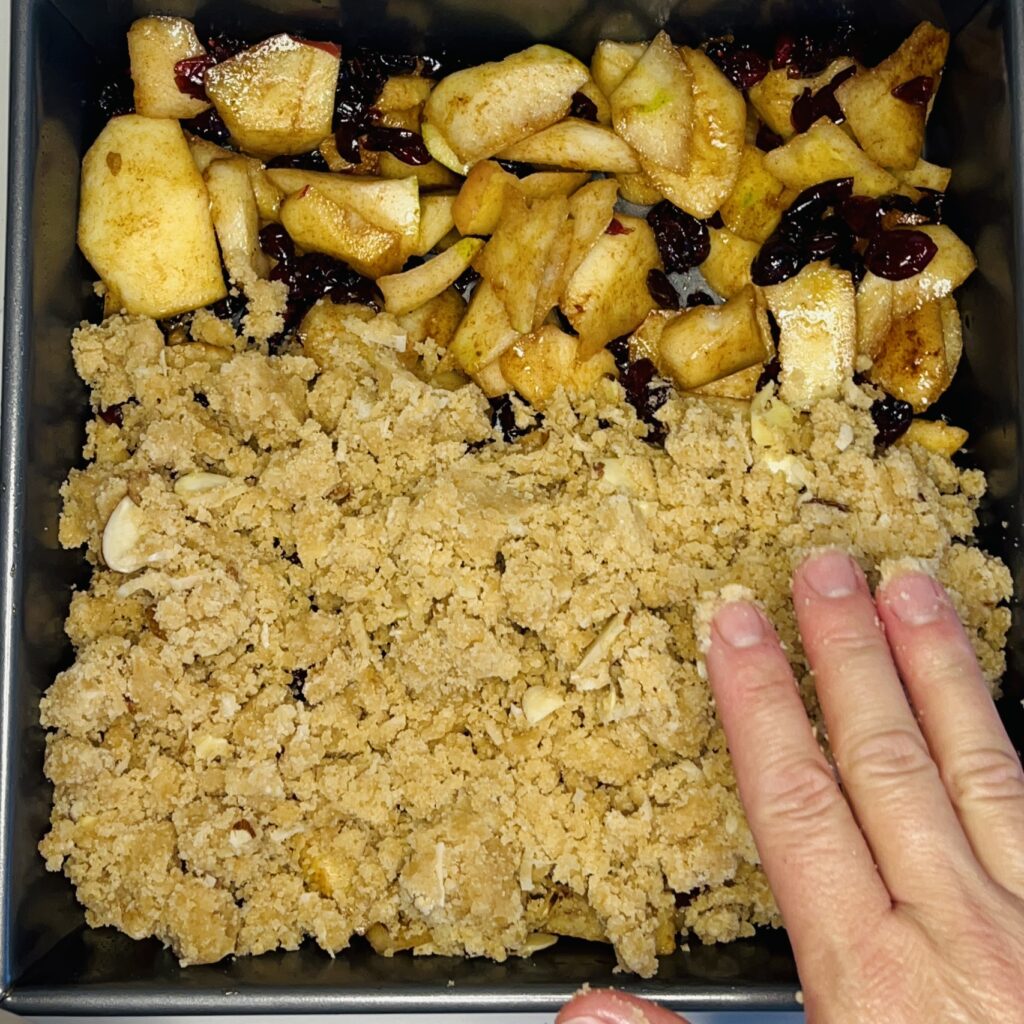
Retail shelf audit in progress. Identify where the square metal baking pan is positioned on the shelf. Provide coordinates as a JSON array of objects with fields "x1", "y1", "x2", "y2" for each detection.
[{"x1": 2, "y1": 0, "x2": 1023, "y2": 1014}]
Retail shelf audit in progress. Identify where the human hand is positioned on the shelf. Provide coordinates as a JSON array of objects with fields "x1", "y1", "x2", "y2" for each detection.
[{"x1": 557, "y1": 550, "x2": 1024, "y2": 1024}]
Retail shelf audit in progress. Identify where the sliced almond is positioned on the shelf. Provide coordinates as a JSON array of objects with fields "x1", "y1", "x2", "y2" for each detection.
[
  {"x1": 522, "y1": 685, "x2": 565, "y2": 726},
  {"x1": 101, "y1": 496, "x2": 149, "y2": 573},
  {"x1": 571, "y1": 610, "x2": 628, "y2": 691},
  {"x1": 174, "y1": 471, "x2": 233, "y2": 497}
]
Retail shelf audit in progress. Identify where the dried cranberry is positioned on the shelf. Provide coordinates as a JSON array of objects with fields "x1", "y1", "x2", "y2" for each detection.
[
  {"x1": 289, "y1": 668, "x2": 308, "y2": 703},
  {"x1": 891, "y1": 75, "x2": 934, "y2": 106},
  {"x1": 205, "y1": 33, "x2": 248, "y2": 63},
  {"x1": 751, "y1": 239, "x2": 805, "y2": 286},
  {"x1": 267, "y1": 150, "x2": 330, "y2": 171},
  {"x1": 912, "y1": 187, "x2": 944, "y2": 225},
  {"x1": 647, "y1": 201, "x2": 711, "y2": 273},
  {"x1": 495, "y1": 159, "x2": 536, "y2": 178},
  {"x1": 607, "y1": 336, "x2": 632, "y2": 376},
  {"x1": 98, "y1": 404, "x2": 124, "y2": 427},
  {"x1": 686, "y1": 290, "x2": 716, "y2": 307},
  {"x1": 785, "y1": 24, "x2": 859, "y2": 78},
  {"x1": 97, "y1": 73, "x2": 134, "y2": 119},
  {"x1": 871, "y1": 394, "x2": 914, "y2": 447},
  {"x1": 269, "y1": 245, "x2": 380, "y2": 328},
  {"x1": 174, "y1": 54, "x2": 217, "y2": 101},
  {"x1": 183, "y1": 107, "x2": 231, "y2": 146},
  {"x1": 804, "y1": 217, "x2": 849, "y2": 261},
  {"x1": 864, "y1": 229, "x2": 938, "y2": 280},
  {"x1": 780, "y1": 177, "x2": 855, "y2": 238},
  {"x1": 756, "y1": 356, "x2": 782, "y2": 390},
  {"x1": 790, "y1": 64, "x2": 857, "y2": 134},
  {"x1": 840, "y1": 195, "x2": 884, "y2": 237},
  {"x1": 647, "y1": 268, "x2": 680, "y2": 309},
  {"x1": 772, "y1": 34, "x2": 796, "y2": 69},
  {"x1": 620, "y1": 358, "x2": 672, "y2": 446},
  {"x1": 259, "y1": 224, "x2": 296, "y2": 264},
  {"x1": 830, "y1": 245, "x2": 867, "y2": 285},
  {"x1": 756, "y1": 124, "x2": 784, "y2": 151},
  {"x1": 489, "y1": 395, "x2": 540, "y2": 443},
  {"x1": 705, "y1": 39, "x2": 769, "y2": 91},
  {"x1": 360, "y1": 126, "x2": 431, "y2": 165},
  {"x1": 606, "y1": 218, "x2": 633, "y2": 236},
  {"x1": 569, "y1": 91, "x2": 599, "y2": 122},
  {"x1": 707, "y1": 211, "x2": 725, "y2": 230},
  {"x1": 212, "y1": 292, "x2": 248, "y2": 331},
  {"x1": 194, "y1": 392, "x2": 210, "y2": 408},
  {"x1": 453, "y1": 266, "x2": 481, "y2": 299}
]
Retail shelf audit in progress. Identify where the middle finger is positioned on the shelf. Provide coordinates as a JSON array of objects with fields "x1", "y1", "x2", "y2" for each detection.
[{"x1": 793, "y1": 550, "x2": 979, "y2": 904}]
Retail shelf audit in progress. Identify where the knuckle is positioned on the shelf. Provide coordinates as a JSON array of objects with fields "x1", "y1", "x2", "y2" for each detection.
[
  {"x1": 813, "y1": 624, "x2": 887, "y2": 673},
  {"x1": 945, "y1": 746, "x2": 1024, "y2": 808},
  {"x1": 838, "y1": 726, "x2": 937, "y2": 788},
  {"x1": 758, "y1": 756, "x2": 843, "y2": 828}
]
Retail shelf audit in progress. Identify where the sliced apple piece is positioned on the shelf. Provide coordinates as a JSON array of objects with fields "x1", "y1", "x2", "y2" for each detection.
[
  {"x1": 577, "y1": 77, "x2": 612, "y2": 124},
  {"x1": 78, "y1": 115, "x2": 226, "y2": 318},
  {"x1": 266, "y1": 169, "x2": 420, "y2": 251},
  {"x1": 567, "y1": 178, "x2": 619, "y2": 278},
  {"x1": 532, "y1": 219, "x2": 575, "y2": 328},
  {"x1": 628, "y1": 309, "x2": 675, "y2": 363},
  {"x1": 720, "y1": 145, "x2": 788, "y2": 243},
  {"x1": 204, "y1": 156, "x2": 269, "y2": 289},
  {"x1": 471, "y1": 358, "x2": 512, "y2": 398},
  {"x1": 561, "y1": 213, "x2": 661, "y2": 359},
  {"x1": 127, "y1": 16, "x2": 210, "y2": 119},
  {"x1": 616, "y1": 171, "x2": 663, "y2": 205},
  {"x1": 421, "y1": 122, "x2": 471, "y2": 176},
  {"x1": 378, "y1": 152, "x2": 462, "y2": 189},
  {"x1": 376, "y1": 75, "x2": 434, "y2": 113},
  {"x1": 517, "y1": 171, "x2": 591, "y2": 198},
  {"x1": 897, "y1": 419, "x2": 968, "y2": 457},
  {"x1": 764, "y1": 262, "x2": 856, "y2": 410},
  {"x1": 868, "y1": 301, "x2": 949, "y2": 412},
  {"x1": 939, "y1": 294, "x2": 963, "y2": 378},
  {"x1": 835, "y1": 22, "x2": 949, "y2": 171},
  {"x1": 396, "y1": 288, "x2": 466, "y2": 352},
  {"x1": 638, "y1": 48, "x2": 745, "y2": 219},
  {"x1": 763, "y1": 119, "x2": 899, "y2": 197},
  {"x1": 748, "y1": 57, "x2": 858, "y2": 141},
  {"x1": 422, "y1": 44, "x2": 588, "y2": 165},
  {"x1": 280, "y1": 186, "x2": 405, "y2": 278},
  {"x1": 318, "y1": 133, "x2": 380, "y2": 176},
  {"x1": 611, "y1": 33, "x2": 693, "y2": 174},
  {"x1": 476, "y1": 192, "x2": 570, "y2": 332},
  {"x1": 453, "y1": 161, "x2": 515, "y2": 236},
  {"x1": 656, "y1": 285, "x2": 770, "y2": 390},
  {"x1": 450, "y1": 280, "x2": 521, "y2": 374},
  {"x1": 499, "y1": 325, "x2": 580, "y2": 407},
  {"x1": 591, "y1": 40, "x2": 645, "y2": 99},
  {"x1": 204, "y1": 35, "x2": 340, "y2": 158},
  {"x1": 378, "y1": 238, "x2": 484, "y2": 316},
  {"x1": 692, "y1": 364, "x2": 762, "y2": 400},
  {"x1": 413, "y1": 194, "x2": 457, "y2": 256},
  {"x1": 701, "y1": 227, "x2": 759, "y2": 298},
  {"x1": 497, "y1": 119, "x2": 641, "y2": 173},
  {"x1": 896, "y1": 158, "x2": 952, "y2": 193},
  {"x1": 245, "y1": 159, "x2": 284, "y2": 222},
  {"x1": 186, "y1": 133, "x2": 232, "y2": 173}
]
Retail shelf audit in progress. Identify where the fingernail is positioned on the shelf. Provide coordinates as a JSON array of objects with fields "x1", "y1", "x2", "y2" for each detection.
[
  {"x1": 713, "y1": 602, "x2": 765, "y2": 649},
  {"x1": 883, "y1": 572, "x2": 948, "y2": 626},
  {"x1": 801, "y1": 550, "x2": 859, "y2": 598}
]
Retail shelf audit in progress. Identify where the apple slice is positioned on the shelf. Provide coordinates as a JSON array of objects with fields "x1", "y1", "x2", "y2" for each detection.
[
  {"x1": 204, "y1": 34, "x2": 340, "y2": 157},
  {"x1": 701, "y1": 227, "x2": 759, "y2": 298},
  {"x1": 378, "y1": 238, "x2": 484, "y2": 315},
  {"x1": 517, "y1": 171, "x2": 591, "y2": 198},
  {"x1": 896, "y1": 158, "x2": 952, "y2": 193},
  {"x1": 638, "y1": 47, "x2": 745, "y2": 219},
  {"x1": 497, "y1": 119, "x2": 641, "y2": 173},
  {"x1": 617, "y1": 171, "x2": 663, "y2": 205},
  {"x1": 471, "y1": 358, "x2": 511, "y2": 398},
  {"x1": 897, "y1": 419, "x2": 968, "y2": 457},
  {"x1": 748, "y1": 58, "x2": 858, "y2": 141},
  {"x1": 939, "y1": 295, "x2": 963, "y2": 378},
  {"x1": 868, "y1": 300, "x2": 949, "y2": 412},
  {"x1": 764, "y1": 262, "x2": 856, "y2": 410},
  {"x1": 656, "y1": 285, "x2": 770, "y2": 390},
  {"x1": 396, "y1": 289, "x2": 466, "y2": 352},
  {"x1": 449, "y1": 280, "x2": 521, "y2": 374},
  {"x1": 127, "y1": 16, "x2": 210, "y2": 119},
  {"x1": 422, "y1": 44, "x2": 588, "y2": 165},
  {"x1": 499, "y1": 325, "x2": 580, "y2": 407},
  {"x1": 591, "y1": 40, "x2": 645, "y2": 99},
  {"x1": 835, "y1": 22, "x2": 949, "y2": 170},
  {"x1": 476, "y1": 191, "x2": 570, "y2": 332},
  {"x1": 763, "y1": 119, "x2": 899, "y2": 197},
  {"x1": 204, "y1": 157, "x2": 269, "y2": 289},
  {"x1": 532, "y1": 219, "x2": 575, "y2": 328},
  {"x1": 720, "y1": 145, "x2": 788, "y2": 243},
  {"x1": 266, "y1": 168, "x2": 420, "y2": 251},
  {"x1": 567, "y1": 178, "x2": 619, "y2": 278},
  {"x1": 577, "y1": 78, "x2": 612, "y2": 124},
  {"x1": 561, "y1": 213, "x2": 661, "y2": 358},
  {"x1": 692, "y1": 364, "x2": 763, "y2": 400},
  {"x1": 453, "y1": 161, "x2": 515, "y2": 236},
  {"x1": 78, "y1": 115, "x2": 226, "y2": 318},
  {"x1": 611, "y1": 32, "x2": 693, "y2": 173},
  {"x1": 280, "y1": 186, "x2": 405, "y2": 278},
  {"x1": 413, "y1": 194, "x2": 457, "y2": 256}
]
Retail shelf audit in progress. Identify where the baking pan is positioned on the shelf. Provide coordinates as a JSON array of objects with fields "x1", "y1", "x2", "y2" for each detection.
[{"x1": 2, "y1": 0, "x2": 1022, "y2": 1014}]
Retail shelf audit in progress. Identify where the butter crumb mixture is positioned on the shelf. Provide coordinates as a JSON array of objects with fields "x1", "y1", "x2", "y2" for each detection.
[{"x1": 40, "y1": 312, "x2": 1010, "y2": 975}]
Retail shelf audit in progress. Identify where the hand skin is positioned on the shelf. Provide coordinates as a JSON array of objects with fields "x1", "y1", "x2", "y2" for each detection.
[{"x1": 557, "y1": 550, "x2": 1024, "y2": 1024}]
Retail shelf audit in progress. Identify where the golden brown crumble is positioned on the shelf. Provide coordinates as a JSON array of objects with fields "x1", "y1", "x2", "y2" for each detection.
[{"x1": 41, "y1": 311, "x2": 1010, "y2": 974}]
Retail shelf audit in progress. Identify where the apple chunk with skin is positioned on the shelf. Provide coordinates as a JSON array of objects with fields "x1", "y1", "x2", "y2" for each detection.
[
  {"x1": 78, "y1": 115, "x2": 226, "y2": 318},
  {"x1": 378, "y1": 238, "x2": 484, "y2": 316},
  {"x1": 127, "y1": 16, "x2": 210, "y2": 119},
  {"x1": 204, "y1": 156, "x2": 269, "y2": 290},
  {"x1": 280, "y1": 186, "x2": 405, "y2": 278},
  {"x1": 497, "y1": 120, "x2": 641, "y2": 173},
  {"x1": 205, "y1": 34, "x2": 340, "y2": 157},
  {"x1": 449, "y1": 280, "x2": 521, "y2": 375},
  {"x1": 422, "y1": 44, "x2": 588, "y2": 166}
]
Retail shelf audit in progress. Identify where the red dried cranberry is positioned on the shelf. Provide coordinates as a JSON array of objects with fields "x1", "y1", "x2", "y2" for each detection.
[
  {"x1": 864, "y1": 229, "x2": 938, "y2": 280},
  {"x1": 686, "y1": 290, "x2": 716, "y2": 307},
  {"x1": 267, "y1": 150, "x2": 330, "y2": 171},
  {"x1": 912, "y1": 187, "x2": 944, "y2": 225},
  {"x1": 212, "y1": 292, "x2": 248, "y2": 331},
  {"x1": 174, "y1": 54, "x2": 217, "y2": 101},
  {"x1": 705, "y1": 40, "x2": 769, "y2": 91},
  {"x1": 620, "y1": 358, "x2": 672, "y2": 446},
  {"x1": 98, "y1": 404, "x2": 124, "y2": 427},
  {"x1": 569, "y1": 91, "x2": 599, "y2": 122},
  {"x1": 790, "y1": 64, "x2": 856, "y2": 134},
  {"x1": 183, "y1": 107, "x2": 231, "y2": 145},
  {"x1": 360, "y1": 126, "x2": 431, "y2": 165},
  {"x1": 453, "y1": 266, "x2": 481, "y2": 299},
  {"x1": 751, "y1": 239, "x2": 805, "y2": 286},
  {"x1": 205, "y1": 33, "x2": 248, "y2": 64},
  {"x1": 606, "y1": 218, "x2": 633, "y2": 236},
  {"x1": 772, "y1": 34, "x2": 796, "y2": 69},
  {"x1": 289, "y1": 668, "x2": 308, "y2": 703},
  {"x1": 756, "y1": 356, "x2": 782, "y2": 390},
  {"x1": 647, "y1": 269, "x2": 680, "y2": 309},
  {"x1": 489, "y1": 395, "x2": 541, "y2": 443},
  {"x1": 194, "y1": 392, "x2": 210, "y2": 408},
  {"x1": 786, "y1": 24, "x2": 859, "y2": 78},
  {"x1": 805, "y1": 217, "x2": 850, "y2": 261},
  {"x1": 647, "y1": 202, "x2": 711, "y2": 273},
  {"x1": 495, "y1": 159, "x2": 536, "y2": 178},
  {"x1": 781, "y1": 177, "x2": 854, "y2": 235},
  {"x1": 891, "y1": 75, "x2": 934, "y2": 106},
  {"x1": 871, "y1": 394, "x2": 914, "y2": 447},
  {"x1": 259, "y1": 224, "x2": 295, "y2": 264},
  {"x1": 756, "y1": 124, "x2": 784, "y2": 151},
  {"x1": 607, "y1": 336, "x2": 632, "y2": 376},
  {"x1": 97, "y1": 73, "x2": 134, "y2": 119},
  {"x1": 830, "y1": 245, "x2": 867, "y2": 285},
  {"x1": 270, "y1": 247, "x2": 380, "y2": 328},
  {"x1": 840, "y1": 195, "x2": 884, "y2": 237}
]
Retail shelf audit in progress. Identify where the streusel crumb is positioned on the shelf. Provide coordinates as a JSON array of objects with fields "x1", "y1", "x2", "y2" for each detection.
[{"x1": 40, "y1": 312, "x2": 1011, "y2": 975}]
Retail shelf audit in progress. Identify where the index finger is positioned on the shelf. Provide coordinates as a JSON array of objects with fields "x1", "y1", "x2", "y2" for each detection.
[{"x1": 706, "y1": 600, "x2": 890, "y2": 964}]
